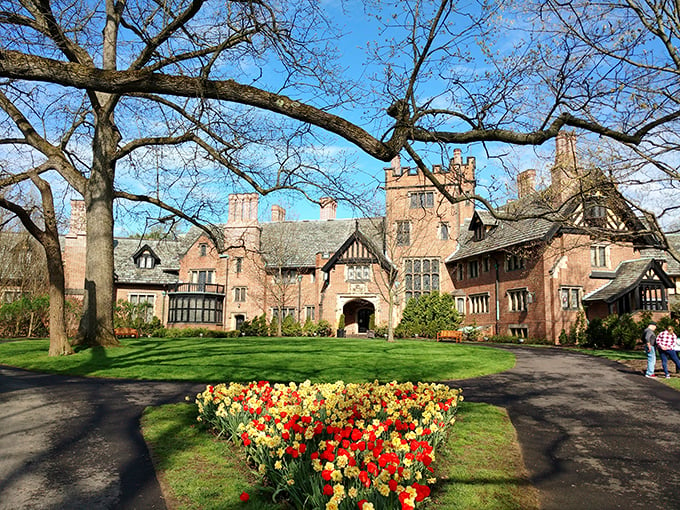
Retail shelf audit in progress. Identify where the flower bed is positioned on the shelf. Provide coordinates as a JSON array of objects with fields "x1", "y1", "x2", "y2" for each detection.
[{"x1": 196, "y1": 380, "x2": 462, "y2": 510}]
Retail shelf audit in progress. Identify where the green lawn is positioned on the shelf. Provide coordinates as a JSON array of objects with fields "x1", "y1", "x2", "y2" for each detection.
[
  {"x1": 142, "y1": 401, "x2": 539, "y2": 510},
  {"x1": 0, "y1": 336, "x2": 515, "y2": 382},
  {"x1": 1, "y1": 336, "x2": 534, "y2": 509}
]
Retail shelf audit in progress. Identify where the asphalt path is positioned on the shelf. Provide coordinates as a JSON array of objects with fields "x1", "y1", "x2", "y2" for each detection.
[{"x1": 1, "y1": 346, "x2": 680, "y2": 509}]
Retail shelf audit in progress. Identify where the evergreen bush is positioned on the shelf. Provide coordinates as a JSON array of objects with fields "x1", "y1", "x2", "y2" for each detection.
[{"x1": 395, "y1": 292, "x2": 462, "y2": 339}]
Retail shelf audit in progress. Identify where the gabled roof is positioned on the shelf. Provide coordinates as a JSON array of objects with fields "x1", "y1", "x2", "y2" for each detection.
[
  {"x1": 131, "y1": 244, "x2": 161, "y2": 264},
  {"x1": 447, "y1": 197, "x2": 560, "y2": 263},
  {"x1": 447, "y1": 172, "x2": 660, "y2": 263},
  {"x1": 113, "y1": 238, "x2": 181, "y2": 285},
  {"x1": 641, "y1": 234, "x2": 680, "y2": 276},
  {"x1": 260, "y1": 217, "x2": 385, "y2": 268},
  {"x1": 321, "y1": 227, "x2": 394, "y2": 273},
  {"x1": 583, "y1": 258, "x2": 673, "y2": 304}
]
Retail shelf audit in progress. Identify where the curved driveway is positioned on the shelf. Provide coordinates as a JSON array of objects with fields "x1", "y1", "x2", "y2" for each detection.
[
  {"x1": 1, "y1": 346, "x2": 680, "y2": 509},
  {"x1": 450, "y1": 347, "x2": 680, "y2": 510}
]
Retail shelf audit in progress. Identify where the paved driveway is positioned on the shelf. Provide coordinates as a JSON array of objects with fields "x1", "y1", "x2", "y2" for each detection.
[
  {"x1": 450, "y1": 347, "x2": 680, "y2": 510},
  {"x1": 0, "y1": 368, "x2": 204, "y2": 510},
  {"x1": 2, "y1": 347, "x2": 680, "y2": 509}
]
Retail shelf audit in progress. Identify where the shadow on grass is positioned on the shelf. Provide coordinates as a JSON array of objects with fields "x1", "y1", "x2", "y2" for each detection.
[{"x1": 142, "y1": 403, "x2": 285, "y2": 510}]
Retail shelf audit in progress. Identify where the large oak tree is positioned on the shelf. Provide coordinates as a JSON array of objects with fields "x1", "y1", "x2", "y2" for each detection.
[{"x1": 1, "y1": 0, "x2": 680, "y2": 344}]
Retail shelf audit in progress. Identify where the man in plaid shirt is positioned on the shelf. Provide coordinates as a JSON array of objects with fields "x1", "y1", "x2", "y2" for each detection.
[{"x1": 656, "y1": 325, "x2": 680, "y2": 378}]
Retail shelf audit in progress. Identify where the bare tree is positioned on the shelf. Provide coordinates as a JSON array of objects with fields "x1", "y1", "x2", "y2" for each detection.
[
  {"x1": 0, "y1": 0, "x2": 368, "y2": 346},
  {"x1": 1, "y1": 0, "x2": 680, "y2": 345},
  {"x1": 0, "y1": 172, "x2": 73, "y2": 355}
]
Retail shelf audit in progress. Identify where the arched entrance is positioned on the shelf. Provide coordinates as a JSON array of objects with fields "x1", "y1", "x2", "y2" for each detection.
[{"x1": 343, "y1": 299, "x2": 376, "y2": 334}]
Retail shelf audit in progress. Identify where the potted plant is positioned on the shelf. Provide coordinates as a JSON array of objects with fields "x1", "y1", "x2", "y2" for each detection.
[{"x1": 336, "y1": 314, "x2": 346, "y2": 338}]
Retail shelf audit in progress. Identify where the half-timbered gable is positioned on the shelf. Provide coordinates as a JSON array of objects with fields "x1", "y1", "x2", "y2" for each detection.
[{"x1": 583, "y1": 259, "x2": 673, "y2": 316}]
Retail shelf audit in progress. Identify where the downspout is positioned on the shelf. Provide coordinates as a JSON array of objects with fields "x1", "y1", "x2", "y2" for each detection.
[{"x1": 495, "y1": 256, "x2": 500, "y2": 336}]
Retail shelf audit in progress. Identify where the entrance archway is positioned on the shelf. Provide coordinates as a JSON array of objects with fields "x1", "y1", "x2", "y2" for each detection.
[{"x1": 342, "y1": 299, "x2": 376, "y2": 334}]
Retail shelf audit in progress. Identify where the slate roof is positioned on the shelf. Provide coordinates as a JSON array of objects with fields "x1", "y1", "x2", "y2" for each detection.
[
  {"x1": 582, "y1": 258, "x2": 671, "y2": 303},
  {"x1": 113, "y1": 238, "x2": 181, "y2": 285},
  {"x1": 640, "y1": 234, "x2": 680, "y2": 276},
  {"x1": 260, "y1": 217, "x2": 385, "y2": 268},
  {"x1": 446, "y1": 195, "x2": 560, "y2": 263}
]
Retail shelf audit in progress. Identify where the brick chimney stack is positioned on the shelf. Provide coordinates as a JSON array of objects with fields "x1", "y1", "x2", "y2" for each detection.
[
  {"x1": 271, "y1": 204, "x2": 286, "y2": 222},
  {"x1": 320, "y1": 197, "x2": 337, "y2": 220},
  {"x1": 68, "y1": 199, "x2": 86, "y2": 236},
  {"x1": 228, "y1": 193, "x2": 259, "y2": 224},
  {"x1": 517, "y1": 169, "x2": 536, "y2": 199},
  {"x1": 551, "y1": 131, "x2": 579, "y2": 202}
]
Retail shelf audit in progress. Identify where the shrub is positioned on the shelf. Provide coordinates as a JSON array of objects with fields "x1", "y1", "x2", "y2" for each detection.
[
  {"x1": 657, "y1": 314, "x2": 679, "y2": 332},
  {"x1": 558, "y1": 329, "x2": 569, "y2": 345},
  {"x1": 368, "y1": 313, "x2": 376, "y2": 330},
  {"x1": 268, "y1": 316, "x2": 279, "y2": 336},
  {"x1": 281, "y1": 315, "x2": 302, "y2": 336},
  {"x1": 114, "y1": 299, "x2": 162, "y2": 337},
  {"x1": 567, "y1": 311, "x2": 587, "y2": 345},
  {"x1": 611, "y1": 313, "x2": 638, "y2": 349},
  {"x1": 0, "y1": 295, "x2": 49, "y2": 338},
  {"x1": 487, "y1": 334, "x2": 522, "y2": 344},
  {"x1": 337, "y1": 313, "x2": 346, "y2": 330},
  {"x1": 239, "y1": 314, "x2": 268, "y2": 337},
  {"x1": 374, "y1": 323, "x2": 388, "y2": 338},
  {"x1": 315, "y1": 319, "x2": 332, "y2": 337},
  {"x1": 301, "y1": 319, "x2": 333, "y2": 337},
  {"x1": 585, "y1": 318, "x2": 612, "y2": 349},
  {"x1": 396, "y1": 292, "x2": 462, "y2": 339}
]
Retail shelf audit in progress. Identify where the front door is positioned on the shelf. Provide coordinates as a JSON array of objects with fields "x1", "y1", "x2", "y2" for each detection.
[
  {"x1": 235, "y1": 314, "x2": 245, "y2": 330},
  {"x1": 357, "y1": 308, "x2": 372, "y2": 333}
]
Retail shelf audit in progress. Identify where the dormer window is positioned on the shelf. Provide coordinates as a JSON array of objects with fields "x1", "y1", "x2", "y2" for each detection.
[
  {"x1": 137, "y1": 253, "x2": 156, "y2": 269},
  {"x1": 132, "y1": 245, "x2": 161, "y2": 270},
  {"x1": 474, "y1": 224, "x2": 485, "y2": 241}
]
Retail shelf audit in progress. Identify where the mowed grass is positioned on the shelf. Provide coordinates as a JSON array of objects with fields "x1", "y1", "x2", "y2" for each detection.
[
  {"x1": 141, "y1": 401, "x2": 539, "y2": 510},
  {"x1": 0, "y1": 336, "x2": 515, "y2": 383}
]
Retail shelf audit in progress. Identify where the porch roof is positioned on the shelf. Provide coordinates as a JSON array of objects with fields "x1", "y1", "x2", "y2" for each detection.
[{"x1": 582, "y1": 258, "x2": 672, "y2": 304}]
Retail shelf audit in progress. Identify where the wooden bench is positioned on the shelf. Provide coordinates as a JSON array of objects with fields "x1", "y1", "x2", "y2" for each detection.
[
  {"x1": 114, "y1": 327, "x2": 140, "y2": 338},
  {"x1": 436, "y1": 330, "x2": 463, "y2": 343}
]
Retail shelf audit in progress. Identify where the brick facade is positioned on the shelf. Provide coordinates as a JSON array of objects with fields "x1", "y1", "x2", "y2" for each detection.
[{"x1": 62, "y1": 136, "x2": 671, "y2": 341}]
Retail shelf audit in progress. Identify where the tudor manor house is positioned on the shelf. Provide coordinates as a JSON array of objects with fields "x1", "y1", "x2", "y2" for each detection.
[{"x1": 62, "y1": 133, "x2": 678, "y2": 342}]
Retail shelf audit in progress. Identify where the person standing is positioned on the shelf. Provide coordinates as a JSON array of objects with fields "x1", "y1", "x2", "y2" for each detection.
[
  {"x1": 642, "y1": 321, "x2": 657, "y2": 378},
  {"x1": 656, "y1": 325, "x2": 680, "y2": 378}
]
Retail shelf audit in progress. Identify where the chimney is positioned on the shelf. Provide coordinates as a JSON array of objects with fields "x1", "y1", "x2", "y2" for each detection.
[
  {"x1": 390, "y1": 155, "x2": 402, "y2": 176},
  {"x1": 69, "y1": 199, "x2": 86, "y2": 236},
  {"x1": 271, "y1": 204, "x2": 286, "y2": 222},
  {"x1": 453, "y1": 148, "x2": 462, "y2": 167},
  {"x1": 517, "y1": 169, "x2": 536, "y2": 199},
  {"x1": 228, "y1": 193, "x2": 259, "y2": 224},
  {"x1": 551, "y1": 131, "x2": 579, "y2": 201},
  {"x1": 320, "y1": 197, "x2": 337, "y2": 220}
]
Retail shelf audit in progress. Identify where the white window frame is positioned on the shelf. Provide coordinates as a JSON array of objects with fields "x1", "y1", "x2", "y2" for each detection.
[
  {"x1": 347, "y1": 264, "x2": 371, "y2": 282},
  {"x1": 508, "y1": 288, "x2": 528, "y2": 312},
  {"x1": 560, "y1": 286, "x2": 581, "y2": 310},
  {"x1": 591, "y1": 245, "x2": 608, "y2": 268},
  {"x1": 469, "y1": 293, "x2": 490, "y2": 314},
  {"x1": 234, "y1": 287, "x2": 247, "y2": 302}
]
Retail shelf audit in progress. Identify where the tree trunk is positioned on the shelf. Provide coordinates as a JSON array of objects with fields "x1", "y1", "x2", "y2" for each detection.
[
  {"x1": 33, "y1": 174, "x2": 74, "y2": 355},
  {"x1": 387, "y1": 288, "x2": 396, "y2": 343},
  {"x1": 45, "y1": 236, "x2": 74, "y2": 356},
  {"x1": 28, "y1": 311, "x2": 34, "y2": 338},
  {"x1": 77, "y1": 115, "x2": 120, "y2": 347}
]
